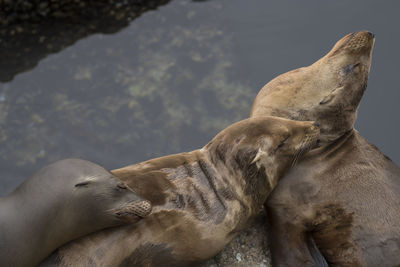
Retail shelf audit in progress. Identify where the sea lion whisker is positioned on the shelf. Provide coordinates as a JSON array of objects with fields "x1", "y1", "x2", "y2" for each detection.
[
  {"x1": 292, "y1": 137, "x2": 307, "y2": 166},
  {"x1": 292, "y1": 134, "x2": 315, "y2": 167}
]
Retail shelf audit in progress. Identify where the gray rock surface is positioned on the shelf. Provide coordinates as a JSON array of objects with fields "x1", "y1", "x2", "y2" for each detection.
[{"x1": 204, "y1": 210, "x2": 272, "y2": 267}]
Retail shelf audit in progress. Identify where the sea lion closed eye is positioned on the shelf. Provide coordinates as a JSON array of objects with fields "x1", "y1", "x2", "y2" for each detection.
[{"x1": 0, "y1": 158, "x2": 152, "y2": 267}]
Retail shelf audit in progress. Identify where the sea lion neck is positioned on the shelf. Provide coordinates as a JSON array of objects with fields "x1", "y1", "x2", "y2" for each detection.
[
  {"x1": 202, "y1": 140, "x2": 272, "y2": 209},
  {"x1": 5, "y1": 179, "x2": 85, "y2": 248},
  {"x1": 0, "y1": 185, "x2": 61, "y2": 264},
  {"x1": 304, "y1": 129, "x2": 355, "y2": 159}
]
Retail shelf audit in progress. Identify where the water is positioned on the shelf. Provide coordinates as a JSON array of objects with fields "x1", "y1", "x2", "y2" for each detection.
[{"x1": 1, "y1": 0, "x2": 399, "y2": 196}]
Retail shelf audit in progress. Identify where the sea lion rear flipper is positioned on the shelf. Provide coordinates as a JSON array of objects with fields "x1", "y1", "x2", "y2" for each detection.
[{"x1": 306, "y1": 234, "x2": 329, "y2": 267}]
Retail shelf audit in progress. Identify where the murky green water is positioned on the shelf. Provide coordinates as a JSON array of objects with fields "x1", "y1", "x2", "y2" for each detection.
[{"x1": 1, "y1": 0, "x2": 400, "y2": 196}]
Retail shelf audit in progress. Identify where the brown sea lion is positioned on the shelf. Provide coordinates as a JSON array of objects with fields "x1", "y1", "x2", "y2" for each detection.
[
  {"x1": 252, "y1": 31, "x2": 400, "y2": 266},
  {"x1": 39, "y1": 116, "x2": 319, "y2": 267},
  {"x1": 0, "y1": 158, "x2": 152, "y2": 267}
]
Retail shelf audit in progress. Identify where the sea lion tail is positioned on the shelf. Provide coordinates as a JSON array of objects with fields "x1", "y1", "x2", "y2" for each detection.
[{"x1": 306, "y1": 234, "x2": 329, "y2": 267}]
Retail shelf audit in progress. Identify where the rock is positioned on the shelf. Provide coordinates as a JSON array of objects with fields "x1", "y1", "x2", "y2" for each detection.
[{"x1": 202, "y1": 210, "x2": 272, "y2": 267}]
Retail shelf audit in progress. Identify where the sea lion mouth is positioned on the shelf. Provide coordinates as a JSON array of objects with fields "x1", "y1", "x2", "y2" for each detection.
[
  {"x1": 114, "y1": 200, "x2": 152, "y2": 222},
  {"x1": 115, "y1": 211, "x2": 142, "y2": 221}
]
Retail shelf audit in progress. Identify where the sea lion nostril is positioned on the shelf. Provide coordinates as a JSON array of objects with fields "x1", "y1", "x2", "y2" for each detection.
[{"x1": 313, "y1": 122, "x2": 320, "y2": 127}]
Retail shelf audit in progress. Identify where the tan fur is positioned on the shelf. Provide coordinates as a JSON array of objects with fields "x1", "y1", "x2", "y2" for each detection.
[
  {"x1": 39, "y1": 117, "x2": 319, "y2": 267},
  {"x1": 252, "y1": 31, "x2": 400, "y2": 266},
  {"x1": 252, "y1": 31, "x2": 374, "y2": 145}
]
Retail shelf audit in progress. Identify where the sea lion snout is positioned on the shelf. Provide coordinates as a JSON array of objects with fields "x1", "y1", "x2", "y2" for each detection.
[
  {"x1": 293, "y1": 121, "x2": 320, "y2": 149},
  {"x1": 366, "y1": 31, "x2": 375, "y2": 38},
  {"x1": 290, "y1": 120, "x2": 319, "y2": 138},
  {"x1": 328, "y1": 30, "x2": 375, "y2": 57},
  {"x1": 104, "y1": 179, "x2": 152, "y2": 223},
  {"x1": 116, "y1": 182, "x2": 128, "y2": 190},
  {"x1": 346, "y1": 30, "x2": 375, "y2": 50},
  {"x1": 302, "y1": 122, "x2": 320, "y2": 147},
  {"x1": 289, "y1": 122, "x2": 320, "y2": 166},
  {"x1": 307, "y1": 125, "x2": 320, "y2": 147},
  {"x1": 307, "y1": 123, "x2": 320, "y2": 136},
  {"x1": 114, "y1": 199, "x2": 152, "y2": 223}
]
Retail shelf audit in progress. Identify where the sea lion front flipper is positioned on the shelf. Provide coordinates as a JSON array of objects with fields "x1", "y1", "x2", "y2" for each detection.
[
  {"x1": 266, "y1": 204, "x2": 316, "y2": 266},
  {"x1": 306, "y1": 234, "x2": 329, "y2": 267}
]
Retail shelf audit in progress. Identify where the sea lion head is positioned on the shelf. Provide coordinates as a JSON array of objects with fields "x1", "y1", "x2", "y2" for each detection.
[
  {"x1": 206, "y1": 116, "x2": 319, "y2": 202},
  {"x1": 62, "y1": 159, "x2": 152, "y2": 225},
  {"x1": 251, "y1": 31, "x2": 375, "y2": 144}
]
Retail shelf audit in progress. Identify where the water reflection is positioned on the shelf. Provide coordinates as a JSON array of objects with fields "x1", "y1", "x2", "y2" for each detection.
[
  {"x1": 0, "y1": 0, "x2": 170, "y2": 82},
  {"x1": 0, "y1": 0, "x2": 256, "y2": 195},
  {"x1": 1, "y1": 0, "x2": 399, "y2": 198}
]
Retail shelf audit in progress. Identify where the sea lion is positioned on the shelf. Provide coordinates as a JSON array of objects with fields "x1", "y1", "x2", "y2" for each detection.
[
  {"x1": 39, "y1": 116, "x2": 319, "y2": 267},
  {"x1": 0, "y1": 158, "x2": 152, "y2": 267},
  {"x1": 252, "y1": 31, "x2": 400, "y2": 266}
]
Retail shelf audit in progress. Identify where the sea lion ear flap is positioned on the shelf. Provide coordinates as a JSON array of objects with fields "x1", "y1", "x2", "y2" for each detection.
[
  {"x1": 251, "y1": 138, "x2": 272, "y2": 166},
  {"x1": 251, "y1": 149, "x2": 268, "y2": 165},
  {"x1": 319, "y1": 86, "x2": 345, "y2": 105}
]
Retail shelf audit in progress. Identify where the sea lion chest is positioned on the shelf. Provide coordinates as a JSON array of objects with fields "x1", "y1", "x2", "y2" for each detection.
[{"x1": 269, "y1": 133, "x2": 400, "y2": 266}]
